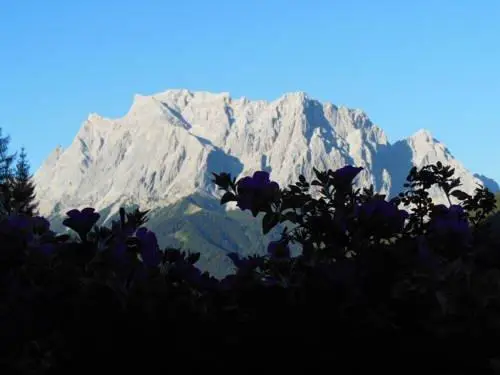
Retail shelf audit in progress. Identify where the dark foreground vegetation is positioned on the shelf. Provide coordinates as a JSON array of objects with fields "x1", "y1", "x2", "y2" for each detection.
[{"x1": 1, "y1": 126, "x2": 500, "y2": 373}]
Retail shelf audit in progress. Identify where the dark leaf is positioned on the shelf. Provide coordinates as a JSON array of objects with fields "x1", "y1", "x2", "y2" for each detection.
[
  {"x1": 450, "y1": 190, "x2": 471, "y2": 201},
  {"x1": 55, "y1": 234, "x2": 71, "y2": 242},
  {"x1": 280, "y1": 211, "x2": 298, "y2": 224},
  {"x1": 187, "y1": 252, "x2": 201, "y2": 264},
  {"x1": 220, "y1": 191, "x2": 237, "y2": 205},
  {"x1": 262, "y1": 212, "x2": 280, "y2": 235}
]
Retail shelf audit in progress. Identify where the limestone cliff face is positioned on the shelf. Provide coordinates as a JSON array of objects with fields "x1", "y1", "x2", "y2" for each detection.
[{"x1": 34, "y1": 89, "x2": 495, "y2": 219}]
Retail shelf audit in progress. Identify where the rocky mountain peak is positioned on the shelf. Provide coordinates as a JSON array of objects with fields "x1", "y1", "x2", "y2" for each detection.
[{"x1": 33, "y1": 90, "x2": 497, "y2": 220}]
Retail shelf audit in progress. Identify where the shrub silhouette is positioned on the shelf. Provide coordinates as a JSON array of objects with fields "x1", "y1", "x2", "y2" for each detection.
[{"x1": 0, "y1": 163, "x2": 499, "y2": 374}]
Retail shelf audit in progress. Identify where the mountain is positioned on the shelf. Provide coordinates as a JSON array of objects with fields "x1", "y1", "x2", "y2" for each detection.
[
  {"x1": 33, "y1": 90, "x2": 499, "y2": 277},
  {"x1": 474, "y1": 173, "x2": 500, "y2": 193}
]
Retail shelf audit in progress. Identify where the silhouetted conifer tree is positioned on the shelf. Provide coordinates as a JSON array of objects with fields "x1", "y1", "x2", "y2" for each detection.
[
  {"x1": 10, "y1": 146, "x2": 39, "y2": 216},
  {"x1": 0, "y1": 127, "x2": 16, "y2": 215}
]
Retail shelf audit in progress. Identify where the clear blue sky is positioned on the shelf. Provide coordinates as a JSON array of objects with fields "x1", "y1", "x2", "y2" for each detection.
[{"x1": 1, "y1": 0, "x2": 499, "y2": 182}]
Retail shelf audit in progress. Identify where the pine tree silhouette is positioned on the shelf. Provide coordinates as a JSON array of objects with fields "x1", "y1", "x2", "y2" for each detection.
[
  {"x1": 10, "y1": 146, "x2": 39, "y2": 216},
  {"x1": 0, "y1": 127, "x2": 17, "y2": 215}
]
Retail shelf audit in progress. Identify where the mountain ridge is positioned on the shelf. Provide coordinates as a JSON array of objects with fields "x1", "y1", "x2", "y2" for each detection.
[
  {"x1": 34, "y1": 89, "x2": 497, "y2": 218},
  {"x1": 32, "y1": 89, "x2": 498, "y2": 277}
]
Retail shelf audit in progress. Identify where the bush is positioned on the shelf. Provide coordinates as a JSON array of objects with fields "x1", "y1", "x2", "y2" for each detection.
[{"x1": 1, "y1": 162, "x2": 499, "y2": 374}]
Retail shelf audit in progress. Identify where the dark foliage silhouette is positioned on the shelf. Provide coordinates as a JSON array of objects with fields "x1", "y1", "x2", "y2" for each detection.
[
  {"x1": 0, "y1": 127, "x2": 17, "y2": 215},
  {"x1": 10, "y1": 147, "x2": 39, "y2": 216},
  {"x1": 0, "y1": 161, "x2": 499, "y2": 374}
]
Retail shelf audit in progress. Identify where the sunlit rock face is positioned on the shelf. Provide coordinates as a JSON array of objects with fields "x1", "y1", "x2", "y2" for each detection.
[{"x1": 35, "y1": 89, "x2": 494, "y2": 218}]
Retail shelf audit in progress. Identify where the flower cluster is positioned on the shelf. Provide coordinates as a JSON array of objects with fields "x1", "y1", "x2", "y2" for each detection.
[
  {"x1": 213, "y1": 164, "x2": 500, "y2": 368},
  {"x1": 1, "y1": 162, "x2": 499, "y2": 373},
  {"x1": 234, "y1": 171, "x2": 281, "y2": 216},
  {"x1": 0, "y1": 205, "x2": 215, "y2": 372}
]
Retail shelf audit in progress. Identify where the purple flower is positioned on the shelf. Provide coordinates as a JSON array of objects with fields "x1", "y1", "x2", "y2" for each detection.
[
  {"x1": 355, "y1": 199, "x2": 409, "y2": 237},
  {"x1": 236, "y1": 193, "x2": 253, "y2": 211},
  {"x1": 236, "y1": 171, "x2": 280, "y2": 212},
  {"x1": 332, "y1": 166, "x2": 363, "y2": 190},
  {"x1": 62, "y1": 207, "x2": 100, "y2": 242},
  {"x1": 135, "y1": 227, "x2": 161, "y2": 267},
  {"x1": 240, "y1": 171, "x2": 273, "y2": 188},
  {"x1": 267, "y1": 240, "x2": 291, "y2": 260}
]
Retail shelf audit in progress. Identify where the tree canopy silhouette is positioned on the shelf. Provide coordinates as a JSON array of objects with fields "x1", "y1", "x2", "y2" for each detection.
[{"x1": 10, "y1": 146, "x2": 38, "y2": 216}]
